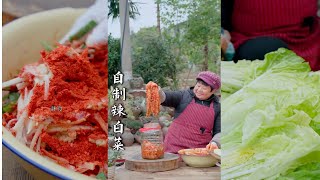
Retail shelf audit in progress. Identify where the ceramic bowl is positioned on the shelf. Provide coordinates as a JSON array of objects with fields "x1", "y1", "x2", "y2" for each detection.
[
  {"x1": 2, "y1": 8, "x2": 97, "y2": 180},
  {"x1": 179, "y1": 148, "x2": 219, "y2": 168}
]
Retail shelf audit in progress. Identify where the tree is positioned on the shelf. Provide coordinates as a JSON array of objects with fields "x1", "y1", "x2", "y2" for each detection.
[
  {"x1": 108, "y1": 0, "x2": 141, "y2": 81},
  {"x1": 131, "y1": 28, "x2": 177, "y2": 88},
  {"x1": 131, "y1": 27, "x2": 159, "y2": 51},
  {"x1": 108, "y1": 0, "x2": 140, "y2": 19},
  {"x1": 161, "y1": 0, "x2": 221, "y2": 73},
  {"x1": 156, "y1": 0, "x2": 161, "y2": 35},
  {"x1": 108, "y1": 34, "x2": 121, "y2": 87}
]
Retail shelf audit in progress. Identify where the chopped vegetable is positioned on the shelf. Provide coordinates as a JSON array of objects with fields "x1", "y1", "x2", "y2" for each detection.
[
  {"x1": 2, "y1": 92, "x2": 19, "y2": 114},
  {"x1": 141, "y1": 140, "x2": 164, "y2": 159},
  {"x1": 206, "y1": 143, "x2": 218, "y2": 151},
  {"x1": 178, "y1": 148, "x2": 210, "y2": 156},
  {"x1": 69, "y1": 20, "x2": 97, "y2": 42},
  {"x1": 41, "y1": 41, "x2": 54, "y2": 52},
  {"x1": 80, "y1": 44, "x2": 87, "y2": 49},
  {"x1": 3, "y1": 45, "x2": 108, "y2": 176},
  {"x1": 146, "y1": 82, "x2": 160, "y2": 117},
  {"x1": 2, "y1": 104, "x2": 14, "y2": 114}
]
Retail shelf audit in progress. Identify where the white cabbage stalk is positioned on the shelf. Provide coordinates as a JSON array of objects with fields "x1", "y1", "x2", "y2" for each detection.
[
  {"x1": 55, "y1": 131, "x2": 77, "y2": 143},
  {"x1": 2, "y1": 63, "x2": 53, "y2": 100},
  {"x1": 94, "y1": 113, "x2": 108, "y2": 135},
  {"x1": 76, "y1": 162, "x2": 96, "y2": 173},
  {"x1": 36, "y1": 136, "x2": 42, "y2": 153},
  {"x1": 2, "y1": 77, "x2": 23, "y2": 88},
  {"x1": 46, "y1": 125, "x2": 95, "y2": 133},
  {"x1": 89, "y1": 138, "x2": 107, "y2": 147}
]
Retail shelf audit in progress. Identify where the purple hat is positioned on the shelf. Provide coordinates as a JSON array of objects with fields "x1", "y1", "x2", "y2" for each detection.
[{"x1": 196, "y1": 71, "x2": 221, "y2": 90}]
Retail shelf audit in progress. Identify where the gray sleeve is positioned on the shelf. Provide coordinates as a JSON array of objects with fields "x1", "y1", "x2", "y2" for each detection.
[
  {"x1": 211, "y1": 133, "x2": 221, "y2": 148},
  {"x1": 213, "y1": 110, "x2": 221, "y2": 136},
  {"x1": 161, "y1": 90, "x2": 184, "y2": 108},
  {"x1": 211, "y1": 102, "x2": 221, "y2": 148},
  {"x1": 212, "y1": 101, "x2": 221, "y2": 136}
]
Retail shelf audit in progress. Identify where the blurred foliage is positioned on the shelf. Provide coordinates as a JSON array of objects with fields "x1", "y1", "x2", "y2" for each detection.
[{"x1": 108, "y1": 34, "x2": 121, "y2": 88}]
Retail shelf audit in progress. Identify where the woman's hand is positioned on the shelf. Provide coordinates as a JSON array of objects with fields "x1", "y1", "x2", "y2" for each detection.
[
  {"x1": 221, "y1": 29, "x2": 231, "y2": 52},
  {"x1": 158, "y1": 86, "x2": 166, "y2": 103},
  {"x1": 221, "y1": 29, "x2": 235, "y2": 61},
  {"x1": 206, "y1": 141, "x2": 219, "y2": 151}
]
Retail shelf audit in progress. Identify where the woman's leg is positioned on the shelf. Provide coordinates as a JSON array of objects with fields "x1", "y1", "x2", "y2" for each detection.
[{"x1": 234, "y1": 36, "x2": 289, "y2": 62}]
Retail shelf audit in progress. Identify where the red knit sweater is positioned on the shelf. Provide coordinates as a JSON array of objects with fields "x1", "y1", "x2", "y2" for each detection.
[{"x1": 231, "y1": 0, "x2": 320, "y2": 71}]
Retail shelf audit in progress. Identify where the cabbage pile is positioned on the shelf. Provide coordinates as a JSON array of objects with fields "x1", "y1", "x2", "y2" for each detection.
[{"x1": 221, "y1": 48, "x2": 320, "y2": 180}]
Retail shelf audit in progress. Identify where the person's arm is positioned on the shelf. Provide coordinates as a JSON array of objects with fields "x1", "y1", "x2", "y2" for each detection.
[
  {"x1": 159, "y1": 88, "x2": 184, "y2": 108},
  {"x1": 206, "y1": 133, "x2": 220, "y2": 150},
  {"x1": 221, "y1": 0, "x2": 234, "y2": 31},
  {"x1": 212, "y1": 105, "x2": 221, "y2": 148},
  {"x1": 221, "y1": 0, "x2": 235, "y2": 61},
  {"x1": 213, "y1": 110, "x2": 221, "y2": 136},
  {"x1": 210, "y1": 133, "x2": 220, "y2": 148}
]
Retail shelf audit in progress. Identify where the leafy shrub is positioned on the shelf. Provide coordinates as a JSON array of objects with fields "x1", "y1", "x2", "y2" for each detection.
[
  {"x1": 133, "y1": 37, "x2": 176, "y2": 87},
  {"x1": 108, "y1": 34, "x2": 121, "y2": 88}
]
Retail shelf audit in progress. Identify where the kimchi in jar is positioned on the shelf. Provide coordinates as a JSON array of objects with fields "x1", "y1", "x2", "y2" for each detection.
[{"x1": 140, "y1": 126, "x2": 164, "y2": 160}]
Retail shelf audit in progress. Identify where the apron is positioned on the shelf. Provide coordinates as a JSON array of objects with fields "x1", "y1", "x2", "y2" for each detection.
[
  {"x1": 164, "y1": 99, "x2": 214, "y2": 153},
  {"x1": 231, "y1": 0, "x2": 320, "y2": 71}
]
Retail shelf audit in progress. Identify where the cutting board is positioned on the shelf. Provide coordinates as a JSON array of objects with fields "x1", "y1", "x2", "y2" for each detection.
[{"x1": 125, "y1": 153, "x2": 180, "y2": 172}]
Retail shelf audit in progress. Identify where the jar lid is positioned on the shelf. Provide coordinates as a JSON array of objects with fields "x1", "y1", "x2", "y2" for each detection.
[
  {"x1": 143, "y1": 122, "x2": 161, "y2": 129},
  {"x1": 139, "y1": 127, "x2": 161, "y2": 133}
]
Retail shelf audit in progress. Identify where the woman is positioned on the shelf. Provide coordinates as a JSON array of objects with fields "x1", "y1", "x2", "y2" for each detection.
[
  {"x1": 159, "y1": 71, "x2": 221, "y2": 153},
  {"x1": 221, "y1": 0, "x2": 320, "y2": 70}
]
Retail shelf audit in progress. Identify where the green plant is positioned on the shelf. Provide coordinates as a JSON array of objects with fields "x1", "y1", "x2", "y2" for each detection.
[
  {"x1": 108, "y1": 0, "x2": 140, "y2": 20},
  {"x1": 122, "y1": 118, "x2": 143, "y2": 130},
  {"x1": 108, "y1": 131, "x2": 115, "y2": 137},
  {"x1": 108, "y1": 35, "x2": 121, "y2": 88},
  {"x1": 108, "y1": 149, "x2": 123, "y2": 167},
  {"x1": 132, "y1": 37, "x2": 177, "y2": 87},
  {"x1": 159, "y1": 111, "x2": 170, "y2": 117},
  {"x1": 122, "y1": 98, "x2": 135, "y2": 120},
  {"x1": 161, "y1": 0, "x2": 220, "y2": 72},
  {"x1": 130, "y1": 96, "x2": 147, "y2": 116},
  {"x1": 135, "y1": 130, "x2": 141, "y2": 136},
  {"x1": 163, "y1": 120, "x2": 172, "y2": 127}
]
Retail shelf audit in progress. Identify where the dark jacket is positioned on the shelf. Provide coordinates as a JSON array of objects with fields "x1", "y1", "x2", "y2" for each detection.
[{"x1": 161, "y1": 87, "x2": 221, "y2": 137}]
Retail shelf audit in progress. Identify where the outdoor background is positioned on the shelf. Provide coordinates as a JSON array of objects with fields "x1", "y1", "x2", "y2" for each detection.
[{"x1": 108, "y1": 0, "x2": 221, "y2": 90}]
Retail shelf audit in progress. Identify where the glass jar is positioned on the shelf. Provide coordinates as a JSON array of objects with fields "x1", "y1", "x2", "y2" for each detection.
[{"x1": 140, "y1": 125, "x2": 164, "y2": 160}]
